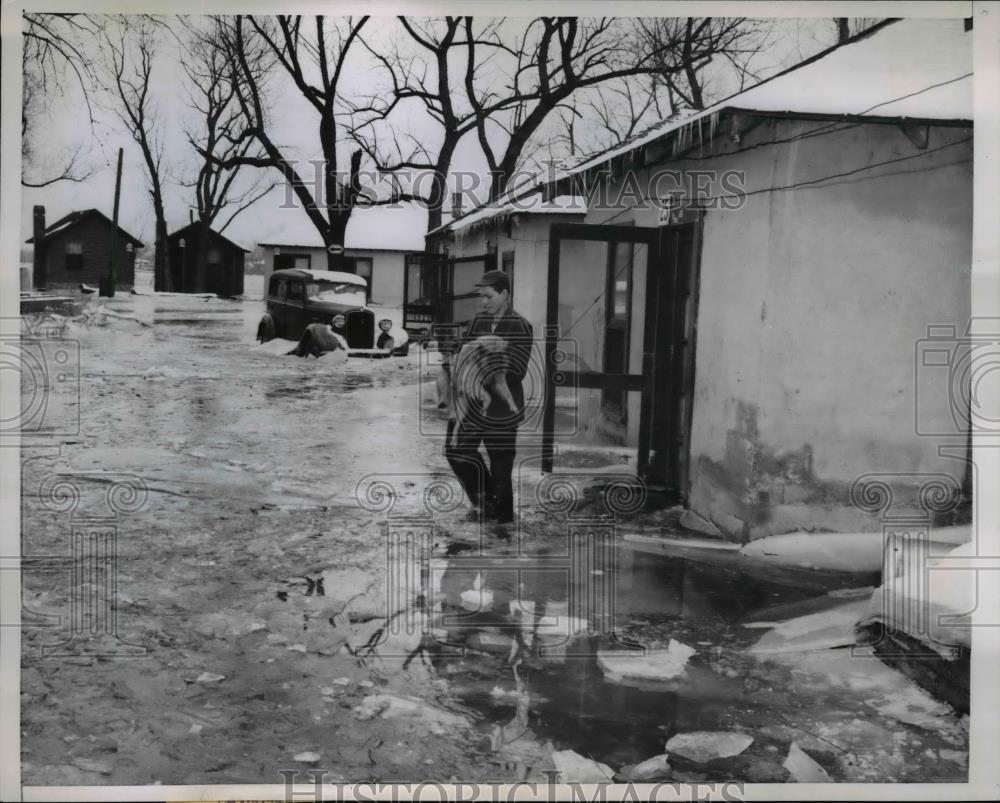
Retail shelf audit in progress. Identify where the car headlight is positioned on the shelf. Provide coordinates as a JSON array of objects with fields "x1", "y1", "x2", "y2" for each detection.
[
  {"x1": 332, "y1": 314, "x2": 346, "y2": 329},
  {"x1": 378, "y1": 318, "x2": 393, "y2": 332}
]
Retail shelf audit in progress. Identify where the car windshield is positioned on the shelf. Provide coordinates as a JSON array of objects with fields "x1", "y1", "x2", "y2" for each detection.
[{"x1": 306, "y1": 281, "x2": 366, "y2": 305}]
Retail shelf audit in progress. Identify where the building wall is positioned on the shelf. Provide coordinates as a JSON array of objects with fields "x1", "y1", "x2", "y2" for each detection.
[
  {"x1": 166, "y1": 228, "x2": 246, "y2": 296},
  {"x1": 587, "y1": 118, "x2": 972, "y2": 538},
  {"x1": 697, "y1": 121, "x2": 971, "y2": 538},
  {"x1": 42, "y1": 217, "x2": 137, "y2": 289},
  {"x1": 260, "y1": 245, "x2": 409, "y2": 308},
  {"x1": 345, "y1": 248, "x2": 405, "y2": 307}
]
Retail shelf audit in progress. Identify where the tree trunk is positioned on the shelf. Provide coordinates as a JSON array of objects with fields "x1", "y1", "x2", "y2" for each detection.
[
  {"x1": 150, "y1": 186, "x2": 169, "y2": 292},
  {"x1": 489, "y1": 101, "x2": 557, "y2": 200},
  {"x1": 323, "y1": 214, "x2": 349, "y2": 272},
  {"x1": 154, "y1": 218, "x2": 169, "y2": 293},
  {"x1": 425, "y1": 135, "x2": 458, "y2": 237},
  {"x1": 196, "y1": 219, "x2": 211, "y2": 295}
]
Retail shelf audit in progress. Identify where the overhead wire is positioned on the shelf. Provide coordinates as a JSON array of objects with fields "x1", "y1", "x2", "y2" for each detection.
[{"x1": 593, "y1": 133, "x2": 972, "y2": 226}]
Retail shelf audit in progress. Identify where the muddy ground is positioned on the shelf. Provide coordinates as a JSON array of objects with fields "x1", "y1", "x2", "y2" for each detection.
[{"x1": 19, "y1": 290, "x2": 968, "y2": 787}]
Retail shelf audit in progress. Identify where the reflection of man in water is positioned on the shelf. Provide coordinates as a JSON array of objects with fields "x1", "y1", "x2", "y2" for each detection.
[{"x1": 445, "y1": 270, "x2": 532, "y2": 525}]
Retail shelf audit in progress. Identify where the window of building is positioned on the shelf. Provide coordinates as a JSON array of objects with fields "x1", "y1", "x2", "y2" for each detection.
[
  {"x1": 273, "y1": 252, "x2": 311, "y2": 271},
  {"x1": 501, "y1": 250, "x2": 515, "y2": 297},
  {"x1": 347, "y1": 257, "x2": 374, "y2": 299},
  {"x1": 65, "y1": 241, "x2": 83, "y2": 271},
  {"x1": 602, "y1": 240, "x2": 634, "y2": 420}
]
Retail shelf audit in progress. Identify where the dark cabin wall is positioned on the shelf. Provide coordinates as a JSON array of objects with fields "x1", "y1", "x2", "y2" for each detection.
[
  {"x1": 167, "y1": 226, "x2": 246, "y2": 296},
  {"x1": 43, "y1": 216, "x2": 136, "y2": 289}
]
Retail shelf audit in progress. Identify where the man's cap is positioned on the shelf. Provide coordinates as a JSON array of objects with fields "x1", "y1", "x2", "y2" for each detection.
[{"x1": 475, "y1": 269, "x2": 511, "y2": 293}]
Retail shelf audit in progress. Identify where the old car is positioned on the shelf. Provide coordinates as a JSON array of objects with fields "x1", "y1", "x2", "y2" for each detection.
[{"x1": 256, "y1": 268, "x2": 409, "y2": 356}]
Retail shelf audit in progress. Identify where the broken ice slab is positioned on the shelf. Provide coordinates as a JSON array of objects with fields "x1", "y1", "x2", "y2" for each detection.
[
  {"x1": 665, "y1": 731, "x2": 753, "y2": 764},
  {"x1": 741, "y1": 526, "x2": 971, "y2": 575},
  {"x1": 617, "y1": 753, "x2": 672, "y2": 781},
  {"x1": 353, "y1": 693, "x2": 470, "y2": 733},
  {"x1": 193, "y1": 672, "x2": 226, "y2": 683},
  {"x1": 746, "y1": 598, "x2": 869, "y2": 655},
  {"x1": 783, "y1": 742, "x2": 831, "y2": 782},
  {"x1": 597, "y1": 639, "x2": 695, "y2": 684},
  {"x1": 550, "y1": 749, "x2": 616, "y2": 783}
]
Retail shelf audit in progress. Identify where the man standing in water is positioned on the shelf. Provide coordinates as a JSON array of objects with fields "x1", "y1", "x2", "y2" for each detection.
[{"x1": 446, "y1": 270, "x2": 533, "y2": 527}]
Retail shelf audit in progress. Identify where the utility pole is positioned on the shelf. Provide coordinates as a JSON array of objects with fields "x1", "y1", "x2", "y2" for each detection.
[{"x1": 103, "y1": 148, "x2": 124, "y2": 297}]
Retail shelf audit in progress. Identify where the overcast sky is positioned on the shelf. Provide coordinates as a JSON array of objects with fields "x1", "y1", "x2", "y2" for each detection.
[{"x1": 19, "y1": 14, "x2": 846, "y2": 251}]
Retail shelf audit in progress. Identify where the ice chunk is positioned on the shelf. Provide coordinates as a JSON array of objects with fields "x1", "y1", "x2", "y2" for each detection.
[
  {"x1": 551, "y1": 749, "x2": 615, "y2": 782},
  {"x1": 748, "y1": 600, "x2": 868, "y2": 654},
  {"x1": 783, "y1": 742, "x2": 831, "y2": 782},
  {"x1": 598, "y1": 639, "x2": 695, "y2": 683},
  {"x1": 665, "y1": 731, "x2": 753, "y2": 763},
  {"x1": 618, "y1": 753, "x2": 671, "y2": 781}
]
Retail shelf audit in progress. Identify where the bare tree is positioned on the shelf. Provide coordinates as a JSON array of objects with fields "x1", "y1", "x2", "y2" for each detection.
[
  {"x1": 347, "y1": 17, "x2": 512, "y2": 234},
  {"x1": 21, "y1": 13, "x2": 100, "y2": 187},
  {"x1": 179, "y1": 18, "x2": 276, "y2": 289},
  {"x1": 206, "y1": 15, "x2": 368, "y2": 270},
  {"x1": 351, "y1": 16, "x2": 713, "y2": 229},
  {"x1": 465, "y1": 17, "x2": 756, "y2": 200},
  {"x1": 98, "y1": 16, "x2": 172, "y2": 291},
  {"x1": 537, "y1": 74, "x2": 668, "y2": 168}
]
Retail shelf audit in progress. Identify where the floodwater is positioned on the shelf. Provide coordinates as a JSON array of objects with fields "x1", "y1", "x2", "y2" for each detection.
[
  {"x1": 18, "y1": 288, "x2": 969, "y2": 786},
  {"x1": 430, "y1": 543, "x2": 968, "y2": 782}
]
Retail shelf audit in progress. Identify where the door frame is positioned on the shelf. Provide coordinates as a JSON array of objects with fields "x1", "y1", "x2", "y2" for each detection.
[
  {"x1": 648, "y1": 218, "x2": 704, "y2": 495},
  {"x1": 542, "y1": 222, "x2": 662, "y2": 476}
]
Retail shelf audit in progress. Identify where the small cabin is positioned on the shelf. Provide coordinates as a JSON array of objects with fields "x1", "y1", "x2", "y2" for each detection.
[
  {"x1": 166, "y1": 223, "x2": 248, "y2": 297},
  {"x1": 26, "y1": 208, "x2": 143, "y2": 291}
]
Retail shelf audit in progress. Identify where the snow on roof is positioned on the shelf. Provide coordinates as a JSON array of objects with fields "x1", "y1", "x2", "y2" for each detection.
[
  {"x1": 257, "y1": 203, "x2": 428, "y2": 251},
  {"x1": 168, "y1": 222, "x2": 250, "y2": 252},
  {"x1": 439, "y1": 194, "x2": 587, "y2": 237},
  {"x1": 26, "y1": 209, "x2": 145, "y2": 247},
  {"x1": 434, "y1": 19, "x2": 972, "y2": 238},
  {"x1": 564, "y1": 18, "x2": 972, "y2": 177}
]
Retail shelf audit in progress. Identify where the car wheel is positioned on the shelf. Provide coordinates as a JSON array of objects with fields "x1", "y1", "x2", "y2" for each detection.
[{"x1": 257, "y1": 313, "x2": 276, "y2": 343}]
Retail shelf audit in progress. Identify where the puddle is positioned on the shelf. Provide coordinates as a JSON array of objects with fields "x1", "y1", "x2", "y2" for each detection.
[
  {"x1": 263, "y1": 374, "x2": 388, "y2": 399},
  {"x1": 425, "y1": 544, "x2": 967, "y2": 781}
]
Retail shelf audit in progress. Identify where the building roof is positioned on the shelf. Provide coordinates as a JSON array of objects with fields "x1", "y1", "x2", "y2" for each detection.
[
  {"x1": 257, "y1": 203, "x2": 428, "y2": 252},
  {"x1": 167, "y1": 222, "x2": 250, "y2": 252},
  {"x1": 433, "y1": 18, "x2": 972, "y2": 237},
  {"x1": 431, "y1": 194, "x2": 587, "y2": 238},
  {"x1": 562, "y1": 17, "x2": 971, "y2": 179},
  {"x1": 26, "y1": 209, "x2": 144, "y2": 248}
]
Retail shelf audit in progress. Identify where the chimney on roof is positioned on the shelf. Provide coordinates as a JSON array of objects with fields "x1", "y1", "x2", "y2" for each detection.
[
  {"x1": 451, "y1": 192, "x2": 464, "y2": 219},
  {"x1": 32, "y1": 205, "x2": 46, "y2": 290}
]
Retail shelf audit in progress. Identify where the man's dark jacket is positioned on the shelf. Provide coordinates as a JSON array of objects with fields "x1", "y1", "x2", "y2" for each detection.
[{"x1": 464, "y1": 310, "x2": 533, "y2": 423}]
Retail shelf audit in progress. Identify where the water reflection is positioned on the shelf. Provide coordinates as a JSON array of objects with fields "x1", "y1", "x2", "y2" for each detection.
[{"x1": 429, "y1": 544, "x2": 866, "y2": 772}]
